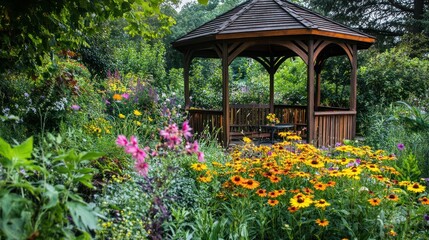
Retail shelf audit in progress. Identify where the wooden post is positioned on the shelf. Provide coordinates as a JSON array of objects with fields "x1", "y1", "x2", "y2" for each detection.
[
  {"x1": 307, "y1": 39, "x2": 315, "y2": 143},
  {"x1": 315, "y1": 69, "x2": 321, "y2": 109},
  {"x1": 184, "y1": 50, "x2": 192, "y2": 109},
  {"x1": 221, "y1": 43, "x2": 230, "y2": 147},
  {"x1": 269, "y1": 57, "x2": 275, "y2": 113},
  {"x1": 350, "y1": 44, "x2": 358, "y2": 138}
]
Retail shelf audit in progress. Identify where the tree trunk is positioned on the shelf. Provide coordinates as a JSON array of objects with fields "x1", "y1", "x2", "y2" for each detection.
[{"x1": 412, "y1": 0, "x2": 425, "y2": 33}]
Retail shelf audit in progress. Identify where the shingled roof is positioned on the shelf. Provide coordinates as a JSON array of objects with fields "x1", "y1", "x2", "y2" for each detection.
[{"x1": 173, "y1": 0, "x2": 375, "y2": 48}]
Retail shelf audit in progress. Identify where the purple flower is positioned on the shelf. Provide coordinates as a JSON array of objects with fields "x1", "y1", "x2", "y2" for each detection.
[
  {"x1": 397, "y1": 143, "x2": 405, "y2": 151},
  {"x1": 70, "y1": 104, "x2": 80, "y2": 111},
  {"x1": 424, "y1": 214, "x2": 429, "y2": 222}
]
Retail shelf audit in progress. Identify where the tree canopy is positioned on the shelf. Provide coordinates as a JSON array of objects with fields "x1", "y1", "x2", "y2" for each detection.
[
  {"x1": 0, "y1": 0, "x2": 176, "y2": 72},
  {"x1": 305, "y1": 0, "x2": 429, "y2": 45}
]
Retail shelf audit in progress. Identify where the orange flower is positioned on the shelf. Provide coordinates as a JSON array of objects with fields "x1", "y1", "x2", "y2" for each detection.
[
  {"x1": 385, "y1": 194, "x2": 399, "y2": 202},
  {"x1": 241, "y1": 179, "x2": 260, "y2": 189},
  {"x1": 368, "y1": 198, "x2": 381, "y2": 206},
  {"x1": 315, "y1": 218, "x2": 329, "y2": 227},
  {"x1": 314, "y1": 182, "x2": 327, "y2": 191},
  {"x1": 268, "y1": 191, "x2": 279, "y2": 198},
  {"x1": 419, "y1": 196, "x2": 429, "y2": 205},
  {"x1": 288, "y1": 206, "x2": 299, "y2": 213},
  {"x1": 268, "y1": 199, "x2": 279, "y2": 206},
  {"x1": 113, "y1": 94, "x2": 123, "y2": 101},
  {"x1": 326, "y1": 181, "x2": 336, "y2": 187},
  {"x1": 256, "y1": 189, "x2": 267, "y2": 197},
  {"x1": 231, "y1": 175, "x2": 243, "y2": 185},
  {"x1": 269, "y1": 175, "x2": 281, "y2": 183}
]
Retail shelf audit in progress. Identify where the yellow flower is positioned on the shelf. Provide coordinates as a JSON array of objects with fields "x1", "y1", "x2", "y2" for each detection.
[
  {"x1": 148, "y1": 116, "x2": 153, "y2": 122},
  {"x1": 198, "y1": 175, "x2": 212, "y2": 183},
  {"x1": 305, "y1": 157, "x2": 325, "y2": 168},
  {"x1": 314, "y1": 199, "x2": 331, "y2": 209},
  {"x1": 242, "y1": 137, "x2": 252, "y2": 144},
  {"x1": 134, "y1": 121, "x2": 142, "y2": 126},
  {"x1": 191, "y1": 163, "x2": 207, "y2": 171},
  {"x1": 407, "y1": 182, "x2": 426, "y2": 193},
  {"x1": 290, "y1": 193, "x2": 313, "y2": 209},
  {"x1": 315, "y1": 218, "x2": 329, "y2": 227},
  {"x1": 133, "y1": 110, "x2": 142, "y2": 116},
  {"x1": 119, "y1": 113, "x2": 125, "y2": 119}
]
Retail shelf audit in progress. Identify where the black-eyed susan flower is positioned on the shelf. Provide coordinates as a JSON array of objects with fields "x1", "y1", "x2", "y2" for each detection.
[
  {"x1": 314, "y1": 182, "x2": 328, "y2": 191},
  {"x1": 315, "y1": 218, "x2": 329, "y2": 227},
  {"x1": 314, "y1": 199, "x2": 331, "y2": 209},
  {"x1": 231, "y1": 175, "x2": 243, "y2": 185},
  {"x1": 269, "y1": 175, "x2": 281, "y2": 183},
  {"x1": 276, "y1": 189, "x2": 286, "y2": 196},
  {"x1": 407, "y1": 182, "x2": 426, "y2": 193},
  {"x1": 368, "y1": 198, "x2": 381, "y2": 206},
  {"x1": 326, "y1": 181, "x2": 336, "y2": 187},
  {"x1": 388, "y1": 229, "x2": 398, "y2": 236},
  {"x1": 290, "y1": 194, "x2": 313, "y2": 209},
  {"x1": 385, "y1": 194, "x2": 399, "y2": 201},
  {"x1": 198, "y1": 175, "x2": 212, "y2": 183},
  {"x1": 256, "y1": 189, "x2": 267, "y2": 197},
  {"x1": 268, "y1": 199, "x2": 279, "y2": 206},
  {"x1": 288, "y1": 206, "x2": 299, "y2": 213},
  {"x1": 268, "y1": 191, "x2": 279, "y2": 198},
  {"x1": 419, "y1": 196, "x2": 429, "y2": 205},
  {"x1": 191, "y1": 163, "x2": 207, "y2": 171},
  {"x1": 241, "y1": 179, "x2": 260, "y2": 190},
  {"x1": 305, "y1": 158, "x2": 325, "y2": 168}
]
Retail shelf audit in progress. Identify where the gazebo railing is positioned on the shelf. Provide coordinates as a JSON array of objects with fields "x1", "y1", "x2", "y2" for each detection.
[
  {"x1": 188, "y1": 105, "x2": 356, "y2": 147},
  {"x1": 314, "y1": 110, "x2": 356, "y2": 147}
]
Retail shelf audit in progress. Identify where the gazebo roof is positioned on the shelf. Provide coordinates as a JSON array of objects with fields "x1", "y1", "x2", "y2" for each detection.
[{"x1": 173, "y1": 0, "x2": 375, "y2": 51}]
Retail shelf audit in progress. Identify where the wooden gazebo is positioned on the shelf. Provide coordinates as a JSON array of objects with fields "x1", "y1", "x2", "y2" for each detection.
[{"x1": 172, "y1": 0, "x2": 375, "y2": 147}]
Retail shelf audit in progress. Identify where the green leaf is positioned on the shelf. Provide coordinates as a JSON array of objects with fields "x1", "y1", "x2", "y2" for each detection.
[
  {"x1": 0, "y1": 137, "x2": 13, "y2": 160},
  {"x1": 12, "y1": 136, "x2": 33, "y2": 160},
  {"x1": 66, "y1": 201, "x2": 99, "y2": 232},
  {"x1": 42, "y1": 184, "x2": 59, "y2": 209}
]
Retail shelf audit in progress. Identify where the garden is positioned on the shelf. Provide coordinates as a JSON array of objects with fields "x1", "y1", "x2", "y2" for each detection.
[{"x1": 1, "y1": 0, "x2": 429, "y2": 239}]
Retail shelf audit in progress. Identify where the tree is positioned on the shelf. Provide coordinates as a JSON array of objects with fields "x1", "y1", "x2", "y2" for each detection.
[
  {"x1": 0, "y1": 0, "x2": 176, "y2": 72},
  {"x1": 305, "y1": 0, "x2": 428, "y2": 45}
]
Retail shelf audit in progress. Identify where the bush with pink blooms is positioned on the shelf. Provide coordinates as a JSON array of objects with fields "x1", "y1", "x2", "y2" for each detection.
[{"x1": 116, "y1": 120, "x2": 204, "y2": 177}]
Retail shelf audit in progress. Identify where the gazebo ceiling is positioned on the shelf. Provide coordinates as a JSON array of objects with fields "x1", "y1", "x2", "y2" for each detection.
[{"x1": 172, "y1": 0, "x2": 376, "y2": 55}]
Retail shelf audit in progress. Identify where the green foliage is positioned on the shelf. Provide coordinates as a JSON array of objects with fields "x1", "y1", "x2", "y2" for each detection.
[
  {"x1": 0, "y1": 0, "x2": 176, "y2": 72},
  {"x1": 357, "y1": 47, "x2": 429, "y2": 128},
  {"x1": 0, "y1": 136, "x2": 103, "y2": 239},
  {"x1": 395, "y1": 153, "x2": 422, "y2": 182}
]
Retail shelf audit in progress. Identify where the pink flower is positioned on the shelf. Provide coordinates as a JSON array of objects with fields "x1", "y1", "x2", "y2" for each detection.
[
  {"x1": 121, "y1": 93, "x2": 130, "y2": 99},
  {"x1": 116, "y1": 135, "x2": 128, "y2": 147},
  {"x1": 135, "y1": 159, "x2": 149, "y2": 176},
  {"x1": 182, "y1": 121, "x2": 193, "y2": 139},
  {"x1": 70, "y1": 104, "x2": 80, "y2": 111},
  {"x1": 186, "y1": 141, "x2": 199, "y2": 154},
  {"x1": 129, "y1": 136, "x2": 138, "y2": 147},
  {"x1": 197, "y1": 151, "x2": 205, "y2": 162}
]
